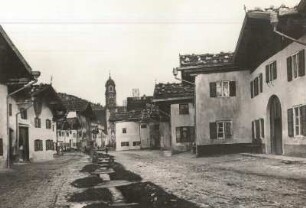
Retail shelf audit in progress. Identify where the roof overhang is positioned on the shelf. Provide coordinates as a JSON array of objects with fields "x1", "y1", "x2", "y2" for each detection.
[{"x1": 153, "y1": 96, "x2": 193, "y2": 103}]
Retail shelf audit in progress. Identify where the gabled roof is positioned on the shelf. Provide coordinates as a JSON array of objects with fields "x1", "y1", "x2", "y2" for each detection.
[
  {"x1": 234, "y1": 4, "x2": 305, "y2": 71},
  {"x1": 0, "y1": 25, "x2": 33, "y2": 82},
  {"x1": 153, "y1": 83, "x2": 194, "y2": 102}
]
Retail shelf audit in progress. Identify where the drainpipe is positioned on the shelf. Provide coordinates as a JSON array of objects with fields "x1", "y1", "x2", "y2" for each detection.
[{"x1": 6, "y1": 79, "x2": 38, "y2": 168}]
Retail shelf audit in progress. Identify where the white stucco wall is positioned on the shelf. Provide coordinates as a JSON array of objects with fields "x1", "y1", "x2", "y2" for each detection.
[
  {"x1": 170, "y1": 103, "x2": 195, "y2": 151},
  {"x1": 250, "y1": 35, "x2": 306, "y2": 156},
  {"x1": 139, "y1": 123, "x2": 150, "y2": 149},
  {"x1": 115, "y1": 121, "x2": 141, "y2": 151},
  {"x1": 27, "y1": 102, "x2": 56, "y2": 161},
  {"x1": 195, "y1": 70, "x2": 252, "y2": 146},
  {"x1": 0, "y1": 84, "x2": 8, "y2": 167}
]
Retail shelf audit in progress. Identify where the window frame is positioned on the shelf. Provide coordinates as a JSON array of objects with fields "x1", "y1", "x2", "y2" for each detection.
[
  {"x1": 216, "y1": 80, "x2": 230, "y2": 97},
  {"x1": 293, "y1": 105, "x2": 302, "y2": 136},
  {"x1": 133, "y1": 141, "x2": 141, "y2": 146},
  {"x1": 216, "y1": 120, "x2": 232, "y2": 139},
  {"x1": 266, "y1": 61, "x2": 277, "y2": 83},
  {"x1": 46, "y1": 119, "x2": 52, "y2": 129},
  {"x1": 122, "y1": 128, "x2": 127, "y2": 134},
  {"x1": 179, "y1": 103, "x2": 189, "y2": 115},
  {"x1": 20, "y1": 108, "x2": 28, "y2": 120},
  {"x1": 35, "y1": 117, "x2": 41, "y2": 128},
  {"x1": 121, "y1": 141, "x2": 129, "y2": 147},
  {"x1": 34, "y1": 139, "x2": 43, "y2": 151}
]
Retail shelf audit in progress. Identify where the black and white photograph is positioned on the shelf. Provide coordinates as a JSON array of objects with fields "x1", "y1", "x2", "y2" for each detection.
[{"x1": 0, "y1": 0, "x2": 306, "y2": 207}]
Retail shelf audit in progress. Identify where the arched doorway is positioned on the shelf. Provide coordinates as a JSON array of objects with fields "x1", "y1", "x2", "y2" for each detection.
[{"x1": 268, "y1": 95, "x2": 283, "y2": 155}]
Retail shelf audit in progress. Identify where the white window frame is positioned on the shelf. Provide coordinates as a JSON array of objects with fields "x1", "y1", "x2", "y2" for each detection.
[
  {"x1": 216, "y1": 120, "x2": 232, "y2": 139},
  {"x1": 293, "y1": 105, "x2": 302, "y2": 136},
  {"x1": 216, "y1": 81, "x2": 230, "y2": 97},
  {"x1": 291, "y1": 52, "x2": 300, "y2": 80},
  {"x1": 267, "y1": 61, "x2": 277, "y2": 83}
]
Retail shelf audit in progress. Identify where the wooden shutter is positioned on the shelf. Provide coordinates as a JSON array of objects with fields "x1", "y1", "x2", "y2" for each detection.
[
  {"x1": 273, "y1": 61, "x2": 277, "y2": 80},
  {"x1": 225, "y1": 122, "x2": 232, "y2": 138},
  {"x1": 229, "y1": 81, "x2": 236, "y2": 97},
  {"x1": 288, "y1": 108, "x2": 294, "y2": 137},
  {"x1": 298, "y1": 49, "x2": 305, "y2": 77},
  {"x1": 0, "y1": 138, "x2": 3, "y2": 156},
  {"x1": 210, "y1": 122, "x2": 217, "y2": 139},
  {"x1": 252, "y1": 121, "x2": 255, "y2": 140},
  {"x1": 210, "y1": 82, "x2": 217, "y2": 97},
  {"x1": 176, "y1": 127, "x2": 181, "y2": 143},
  {"x1": 287, "y1": 56, "x2": 293, "y2": 82},
  {"x1": 259, "y1": 73, "x2": 263, "y2": 93},
  {"x1": 250, "y1": 81, "x2": 254, "y2": 98},
  {"x1": 265, "y1": 65, "x2": 269, "y2": 83},
  {"x1": 260, "y1": 118, "x2": 265, "y2": 138},
  {"x1": 254, "y1": 77, "x2": 259, "y2": 96},
  {"x1": 255, "y1": 120, "x2": 260, "y2": 139},
  {"x1": 301, "y1": 105, "x2": 306, "y2": 136}
]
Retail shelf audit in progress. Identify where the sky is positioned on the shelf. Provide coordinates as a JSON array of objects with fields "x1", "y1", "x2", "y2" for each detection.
[{"x1": 0, "y1": 0, "x2": 300, "y2": 105}]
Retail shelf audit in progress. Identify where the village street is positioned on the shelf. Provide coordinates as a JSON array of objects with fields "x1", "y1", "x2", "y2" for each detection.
[{"x1": 1, "y1": 151, "x2": 306, "y2": 208}]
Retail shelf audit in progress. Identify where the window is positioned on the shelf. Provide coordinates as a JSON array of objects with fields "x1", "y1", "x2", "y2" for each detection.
[
  {"x1": 179, "y1": 104, "x2": 189, "y2": 115},
  {"x1": 133, "y1": 141, "x2": 141, "y2": 146},
  {"x1": 109, "y1": 86, "x2": 114, "y2": 92},
  {"x1": 265, "y1": 61, "x2": 277, "y2": 83},
  {"x1": 20, "y1": 108, "x2": 27, "y2": 119},
  {"x1": 46, "y1": 119, "x2": 51, "y2": 129},
  {"x1": 252, "y1": 119, "x2": 265, "y2": 141},
  {"x1": 35, "y1": 117, "x2": 41, "y2": 128},
  {"x1": 34, "y1": 139, "x2": 43, "y2": 151},
  {"x1": 0, "y1": 138, "x2": 3, "y2": 156},
  {"x1": 9, "y1": 104, "x2": 12, "y2": 116},
  {"x1": 46, "y1": 140, "x2": 54, "y2": 150},
  {"x1": 287, "y1": 49, "x2": 305, "y2": 81},
  {"x1": 210, "y1": 121, "x2": 232, "y2": 139},
  {"x1": 140, "y1": 124, "x2": 147, "y2": 129},
  {"x1": 210, "y1": 81, "x2": 236, "y2": 97},
  {"x1": 176, "y1": 126, "x2": 195, "y2": 143},
  {"x1": 251, "y1": 73, "x2": 263, "y2": 98},
  {"x1": 121, "y1": 142, "x2": 129, "y2": 147},
  {"x1": 288, "y1": 105, "x2": 306, "y2": 137},
  {"x1": 66, "y1": 131, "x2": 69, "y2": 136},
  {"x1": 122, "y1": 128, "x2": 127, "y2": 134}
]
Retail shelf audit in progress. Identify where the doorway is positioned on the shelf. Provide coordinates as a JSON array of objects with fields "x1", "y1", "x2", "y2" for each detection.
[
  {"x1": 19, "y1": 127, "x2": 29, "y2": 161},
  {"x1": 268, "y1": 95, "x2": 283, "y2": 155}
]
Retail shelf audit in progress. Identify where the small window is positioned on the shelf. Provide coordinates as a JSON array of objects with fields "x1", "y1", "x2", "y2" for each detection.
[
  {"x1": 122, "y1": 128, "x2": 127, "y2": 134},
  {"x1": 176, "y1": 126, "x2": 195, "y2": 143},
  {"x1": 211, "y1": 81, "x2": 236, "y2": 97},
  {"x1": 213, "y1": 121, "x2": 232, "y2": 139},
  {"x1": 121, "y1": 142, "x2": 129, "y2": 147},
  {"x1": 133, "y1": 141, "x2": 141, "y2": 146},
  {"x1": 179, "y1": 104, "x2": 189, "y2": 115},
  {"x1": 35, "y1": 117, "x2": 41, "y2": 128},
  {"x1": 294, "y1": 106, "x2": 302, "y2": 136},
  {"x1": 20, "y1": 108, "x2": 27, "y2": 120},
  {"x1": 140, "y1": 124, "x2": 147, "y2": 129},
  {"x1": 34, "y1": 139, "x2": 43, "y2": 151},
  {"x1": 9, "y1": 104, "x2": 12, "y2": 116},
  {"x1": 287, "y1": 50, "x2": 305, "y2": 82},
  {"x1": 46, "y1": 119, "x2": 52, "y2": 129},
  {"x1": 46, "y1": 140, "x2": 54, "y2": 151},
  {"x1": 266, "y1": 61, "x2": 277, "y2": 83},
  {"x1": 0, "y1": 138, "x2": 3, "y2": 156}
]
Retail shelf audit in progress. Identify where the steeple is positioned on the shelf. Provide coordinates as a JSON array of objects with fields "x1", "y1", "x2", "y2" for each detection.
[{"x1": 105, "y1": 75, "x2": 116, "y2": 108}]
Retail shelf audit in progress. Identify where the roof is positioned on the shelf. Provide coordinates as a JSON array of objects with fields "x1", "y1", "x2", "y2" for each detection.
[
  {"x1": 109, "y1": 110, "x2": 143, "y2": 122},
  {"x1": 153, "y1": 83, "x2": 194, "y2": 102},
  {"x1": 234, "y1": 4, "x2": 305, "y2": 71},
  {"x1": 127, "y1": 95, "x2": 153, "y2": 112},
  {"x1": 179, "y1": 52, "x2": 234, "y2": 68}
]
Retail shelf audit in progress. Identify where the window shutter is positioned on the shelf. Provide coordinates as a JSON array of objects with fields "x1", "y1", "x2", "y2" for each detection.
[
  {"x1": 250, "y1": 81, "x2": 254, "y2": 98},
  {"x1": 210, "y1": 82, "x2": 217, "y2": 97},
  {"x1": 225, "y1": 122, "x2": 232, "y2": 139},
  {"x1": 273, "y1": 61, "x2": 277, "y2": 80},
  {"x1": 210, "y1": 122, "x2": 217, "y2": 139},
  {"x1": 259, "y1": 73, "x2": 263, "y2": 93},
  {"x1": 301, "y1": 105, "x2": 306, "y2": 136},
  {"x1": 176, "y1": 127, "x2": 181, "y2": 143},
  {"x1": 229, "y1": 81, "x2": 236, "y2": 97},
  {"x1": 254, "y1": 77, "x2": 259, "y2": 96},
  {"x1": 252, "y1": 121, "x2": 255, "y2": 140},
  {"x1": 260, "y1": 118, "x2": 265, "y2": 138},
  {"x1": 287, "y1": 56, "x2": 292, "y2": 81},
  {"x1": 298, "y1": 49, "x2": 305, "y2": 77},
  {"x1": 288, "y1": 108, "x2": 294, "y2": 137},
  {"x1": 265, "y1": 65, "x2": 269, "y2": 83},
  {"x1": 255, "y1": 120, "x2": 260, "y2": 139}
]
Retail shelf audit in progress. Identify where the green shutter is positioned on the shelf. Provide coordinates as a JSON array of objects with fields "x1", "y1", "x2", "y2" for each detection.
[
  {"x1": 210, "y1": 82, "x2": 217, "y2": 97},
  {"x1": 287, "y1": 56, "x2": 293, "y2": 82},
  {"x1": 301, "y1": 105, "x2": 306, "y2": 136},
  {"x1": 298, "y1": 49, "x2": 305, "y2": 77},
  {"x1": 288, "y1": 108, "x2": 294, "y2": 137},
  {"x1": 210, "y1": 122, "x2": 217, "y2": 139}
]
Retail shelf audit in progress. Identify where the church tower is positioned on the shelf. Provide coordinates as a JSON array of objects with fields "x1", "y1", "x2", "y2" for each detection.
[{"x1": 105, "y1": 75, "x2": 117, "y2": 109}]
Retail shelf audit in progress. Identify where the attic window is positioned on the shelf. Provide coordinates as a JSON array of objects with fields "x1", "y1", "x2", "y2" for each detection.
[{"x1": 122, "y1": 128, "x2": 127, "y2": 134}]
